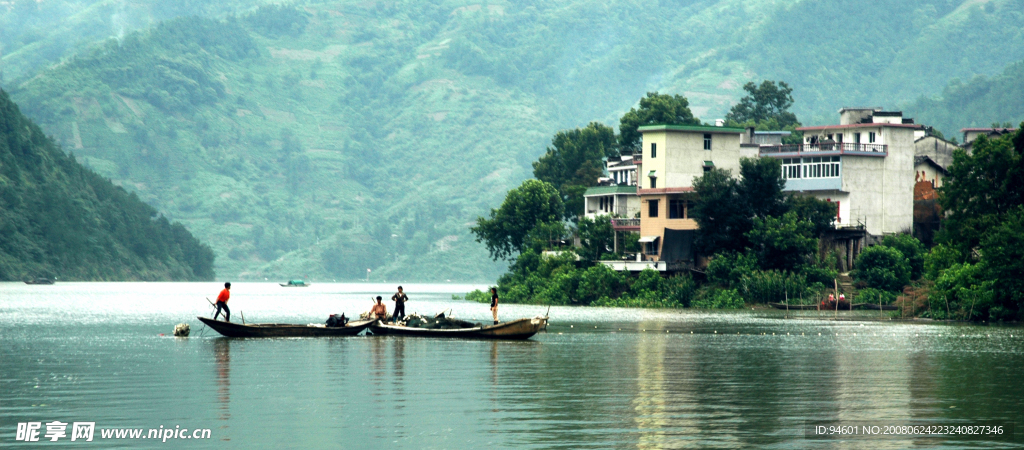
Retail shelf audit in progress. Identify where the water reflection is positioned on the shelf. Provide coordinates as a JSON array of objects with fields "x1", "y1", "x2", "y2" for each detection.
[{"x1": 214, "y1": 339, "x2": 231, "y2": 421}]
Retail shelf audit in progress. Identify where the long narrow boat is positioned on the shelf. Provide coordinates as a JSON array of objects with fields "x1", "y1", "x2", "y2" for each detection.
[
  {"x1": 197, "y1": 317, "x2": 375, "y2": 337},
  {"x1": 768, "y1": 302, "x2": 820, "y2": 310},
  {"x1": 370, "y1": 316, "x2": 548, "y2": 340}
]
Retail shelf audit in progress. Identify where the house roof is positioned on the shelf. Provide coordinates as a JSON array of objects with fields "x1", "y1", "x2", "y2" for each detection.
[
  {"x1": 797, "y1": 123, "x2": 924, "y2": 131},
  {"x1": 584, "y1": 185, "x2": 637, "y2": 196},
  {"x1": 915, "y1": 155, "x2": 949, "y2": 174},
  {"x1": 638, "y1": 124, "x2": 745, "y2": 133},
  {"x1": 637, "y1": 187, "x2": 696, "y2": 195}
]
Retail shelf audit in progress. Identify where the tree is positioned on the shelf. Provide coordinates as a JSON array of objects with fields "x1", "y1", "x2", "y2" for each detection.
[
  {"x1": 785, "y1": 195, "x2": 837, "y2": 237},
  {"x1": 937, "y1": 131, "x2": 1024, "y2": 259},
  {"x1": 746, "y1": 211, "x2": 817, "y2": 272},
  {"x1": 725, "y1": 80, "x2": 800, "y2": 129},
  {"x1": 618, "y1": 92, "x2": 701, "y2": 153},
  {"x1": 976, "y1": 206, "x2": 1024, "y2": 319},
  {"x1": 739, "y1": 157, "x2": 787, "y2": 219},
  {"x1": 691, "y1": 168, "x2": 747, "y2": 255},
  {"x1": 853, "y1": 246, "x2": 911, "y2": 292},
  {"x1": 533, "y1": 122, "x2": 617, "y2": 220},
  {"x1": 576, "y1": 216, "x2": 614, "y2": 262},
  {"x1": 880, "y1": 234, "x2": 926, "y2": 280},
  {"x1": 471, "y1": 179, "x2": 563, "y2": 261}
]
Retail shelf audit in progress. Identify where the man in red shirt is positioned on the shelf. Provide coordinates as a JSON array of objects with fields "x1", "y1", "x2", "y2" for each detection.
[{"x1": 214, "y1": 282, "x2": 231, "y2": 322}]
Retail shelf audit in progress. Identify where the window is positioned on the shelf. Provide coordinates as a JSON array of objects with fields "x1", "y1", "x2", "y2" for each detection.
[
  {"x1": 868, "y1": 132, "x2": 876, "y2": 143},
  {"x1": 782, "y1": 158, "x2": 801, "y2": 179},
  {"x1": 669, "y1": 199, "x2": 687, "y2": 219},
  {"x1": 854, "y1": 132, "x2": 861, "y2": 143},
  {"x1": 648, "y1": 200, "x2": 659, "y2": 218},
  {"x1": 703, "y1": 133, "x2": 712, "y2": 150},
  {"x1": 645, "y1": 241, "x2": 659, "y2": 256},
  {"x1": 650, "y1": 177, "x2": 657, "y2": 189},
  {"x1": 836, "y1": 133, "x2": 843, "y2": 143},
  {"x1": 799, "y1": 156, "x2": 841, "y2": 179},
  {"x1": 651, "y1": 143, "x2": 656, "y2": 158}
]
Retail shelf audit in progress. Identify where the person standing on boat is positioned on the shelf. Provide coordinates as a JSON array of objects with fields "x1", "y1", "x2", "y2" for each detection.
[
  {"x1": 490, "y1": 287, "x2": 499, "y2": 324},
  {"x1": 391, "y1": 286, "x2": 408, "y2": 324},
  {"x1": 214, "y1": 282, "x2": 231, "y2": 322},
  {"x1": 370, "y1": 296, "x2": 388, "y2": 321}
]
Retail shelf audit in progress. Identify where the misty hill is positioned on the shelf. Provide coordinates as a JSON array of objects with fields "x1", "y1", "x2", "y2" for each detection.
[
  {"x1": 5, "y1": 0, "x2": 1024, "y2": 281},
  {"x1": 0, "y1": 90, "x2": 214, "y2": 281},
  {"x1": 907, "y1": 59, "x2": 1024, "y2": 138}
]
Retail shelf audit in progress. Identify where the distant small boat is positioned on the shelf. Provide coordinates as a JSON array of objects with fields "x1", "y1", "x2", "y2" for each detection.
[
  {"x1": 370, "y1": 317, "x2": 548, "y2": 340},
  {"x1": 280, "y1": 279, "x2": 309, "y2": 287},
  {"x1": 197, "y1": 317, "x2": 374, "y2": 337},
  {"x1": 768, "y1": 302, "x2": 820, "y2": 310},
  {"x1": 24, "y1": 277, "x2": 55, "y2": 285}
]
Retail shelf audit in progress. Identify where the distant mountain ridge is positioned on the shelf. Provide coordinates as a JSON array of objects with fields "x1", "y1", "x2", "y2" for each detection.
[
  {"x1": 4, "y1": 0, "x2": 1023, "y2": 281},
  {"x1": 0, "y1": 90, "x2": 214, "y2": 281}
]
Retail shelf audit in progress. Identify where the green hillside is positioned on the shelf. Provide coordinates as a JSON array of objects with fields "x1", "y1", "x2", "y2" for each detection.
[
  {"x1": 0, "y1": 90, "x2": 214, "y2": 281},
  {"x1": 905, "y1": 59, "x2": 1024, "y2": 138},
  {"x1": 4, "y1": 0, "x2": 1024, "y2": 282}
]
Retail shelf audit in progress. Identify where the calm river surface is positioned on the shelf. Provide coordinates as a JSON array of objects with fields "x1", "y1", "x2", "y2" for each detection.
[{"x1": 2, "y1": 282, "x2": 1022, "y2": 449}]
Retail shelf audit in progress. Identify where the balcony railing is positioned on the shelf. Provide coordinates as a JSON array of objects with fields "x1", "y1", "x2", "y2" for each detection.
[
  {"x1": 611, "y1": 218, "x2": 640, "y2": 228},
  {"x1": 760, "y1": 143, "x2": 887, "y2": 155}
]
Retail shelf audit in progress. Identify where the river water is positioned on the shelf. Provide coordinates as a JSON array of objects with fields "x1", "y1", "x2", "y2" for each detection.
[{"x1": 1, "y1": 282, "x2": 1021, "y2": 448}]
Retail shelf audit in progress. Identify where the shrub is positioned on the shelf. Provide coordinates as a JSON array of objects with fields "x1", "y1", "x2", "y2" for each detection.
[
  {"x1": 737, "y1": 270, "x2": 807, "y2": 304},
  {"x1": 706, "y1": 251, "x2": 758, "y2": 287},
  {"x1": 464, "y1": 289, "x2": 489, "y2": 303},
  {"x1": 928, "y1": 262, "x2": 996, "y2": 321},
  {"x1": 881, "y1": 233, "x2": 926, "y2": 280},
  {"x1": 663, "y1": 273, "x2": 698, "y2": 307},
  {"x1": 853, "y1": 245, "x2": 911, "y2": 292},
  {"x1": 691, "y1": 288, "x2": 745, "y2": 309},
  {"x1": 629, "y1": 268, "x2": 666, "y2": 301},
  {"x1": 856, "y1": 287, "x2": 898, "y2": 306},
  {"x1": 576, "y1": 264, "x2": 628, "y2": 305}
]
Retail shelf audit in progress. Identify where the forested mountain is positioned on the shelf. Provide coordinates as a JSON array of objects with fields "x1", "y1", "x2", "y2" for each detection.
[
  {"x1": 906, "y1": 60, "x2": 1024, "y2": 138},
  {"x1": 0, "y1": 90, "x2": 214, "y2": 281},
  {"x1": 3, "y1": 0, "x2": 1023, "y2": 281}
]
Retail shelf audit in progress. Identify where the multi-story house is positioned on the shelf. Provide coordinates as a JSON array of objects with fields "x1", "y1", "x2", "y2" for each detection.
[
  {"x1": 633, "y1": 124, "x2": 745, "y2": 266},
  {"x1": 759, "y1": 108, "x2": 923, "y2": 269}
]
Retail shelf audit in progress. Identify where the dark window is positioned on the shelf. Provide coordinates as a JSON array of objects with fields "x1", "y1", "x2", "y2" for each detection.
[
  {"x1": 669, "y1": 199, "x2": 686, "y2": 219},
  {"x1": 703, "y1": 133, "x2": 712, "y2": 150},
  {"x1": 837, "y1": 133, "x2": 843, "y2": 143},
  {"x1": 648, "y1": 200, "x2": 659, "y2": 218},
  {"x1": 703, "y1": 166, "x2": 712, "y2": 173},
  {"x1": 650, "y1": 177, "x2": 657, "y2": 189},
  {"x1": 645, "y1": 241, "x2": 659, "y2": 255},
  {"x1": 854, "y1": 132, "x2": 861, "y2": 143},
  {"x1": 651, "y1": 143, "x2": 656, "y2": 158},
  {"x1": 869, "y1": 132, "x2": 876, "y2": 143}
]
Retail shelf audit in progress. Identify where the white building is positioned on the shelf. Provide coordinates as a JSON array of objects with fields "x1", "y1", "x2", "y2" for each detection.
[{"x1": 759, "y1": 108, "x2": 922, "y2": 238}]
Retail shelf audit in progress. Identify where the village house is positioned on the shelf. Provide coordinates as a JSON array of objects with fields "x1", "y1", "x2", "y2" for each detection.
[{"x1": 961, "y1": 127, "x2": 1017, "y2": 152}]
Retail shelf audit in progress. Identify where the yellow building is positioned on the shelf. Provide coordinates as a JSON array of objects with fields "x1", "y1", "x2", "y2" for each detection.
[{"x1": 636, "y1": 125, "x2": 744, "y2": 264}]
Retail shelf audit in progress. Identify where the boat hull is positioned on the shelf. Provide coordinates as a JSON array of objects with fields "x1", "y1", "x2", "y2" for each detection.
[
  {"x1": 768, "y1": 303, "x2": 820, "y2": 310},
  {"x1": 369, "y1": 317, "x2": 547, "y2": 340},
  {"x1": 197, "y1": 317, "x2": 374, "y2": 337}
]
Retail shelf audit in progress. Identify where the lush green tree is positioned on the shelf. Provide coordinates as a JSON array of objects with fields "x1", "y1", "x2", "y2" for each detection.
[
  {"x1": 533, "y1": 122, "x2": 617, "y2": 220},
  {"x1": 576, "y1": 264, "x2": 628, "y2": 305},
  {"x1": 881, "y1": 234, "x2": 926, "y2": 280},
  {"x1": 852, "y1": 245, "x2": 911, "y2": 292},
  {"x1": 724, "y1": 80, "x2": 800, "y2": 129},
  {"x1": 618, "y1": 92, "x2": 701, "y2": 153},
  {"x1": 471, "y1": 179, "x2": 563, "y2": 261},
  {"x1": 707, "y1": 251, "x2": 758, "y2": 287},
  {"x1": 976, "y1": 206, "x2": 1024, "y2": 319},
  {"x1": 739, "y1": 157, "x2": 787, "y2": 219},
  {"x1": 937, "y1": 132, "x2": 1024, "y2": 259},
  {"x1": 691, "y1": 168, "x2": 747, "y2": 255},
  {"x1": 576, "y1": 216, "x2": 614, "y2": 262},
  {"x1": 746, "y1": 211, "x2": 816, "y2": 272},
  {"x1": 785, "y1": 195, "x2": 837, "y2": 236}
]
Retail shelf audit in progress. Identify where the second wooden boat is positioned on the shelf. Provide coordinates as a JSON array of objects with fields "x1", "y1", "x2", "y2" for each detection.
[
  {"x1": 369, "y1": 316, "x2": 548, "y2": 340},
  {"x1": 197, "y1": 317, "x2": 375, "y2": 337},
  {"x1": 768, "y1": 302, "x2": 819, "y2": 310}
]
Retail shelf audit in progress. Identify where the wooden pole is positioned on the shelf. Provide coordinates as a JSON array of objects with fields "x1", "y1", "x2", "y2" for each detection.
[
  {"x1": 879, "y1": 293, "x2": 883, "y2": 320},
  {"x1": 241, "y1": 311, "x2": 246, "y2": 325}
]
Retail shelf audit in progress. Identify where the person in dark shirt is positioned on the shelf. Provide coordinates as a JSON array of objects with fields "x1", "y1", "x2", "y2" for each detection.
[
  {"x1": 490, "y1": 287, "x2": 499, "y2": 325},
  {"x1": 391, "y1": 286, "x2": 408, "y2": 324}
]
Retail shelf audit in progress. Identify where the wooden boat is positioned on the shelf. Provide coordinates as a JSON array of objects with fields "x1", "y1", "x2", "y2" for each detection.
[
  {"x1": 197, "y1": 316, "x2": 374, "y2": 337},
  {"x1": 768, "y1": 302, "x2": 819, "y2": 310},
  {"x1": 370, "y1": 316, "x2": 548, "y2": 340},
  {"x1": 280, "y1": 279, "x2": 309, "y2": 287},
  {"x1": 24, "y1": 277, "x2": 55, "y2": 285},
  {"x1": 859, "y1": 303, "x2": 899, "y2": 311}
]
